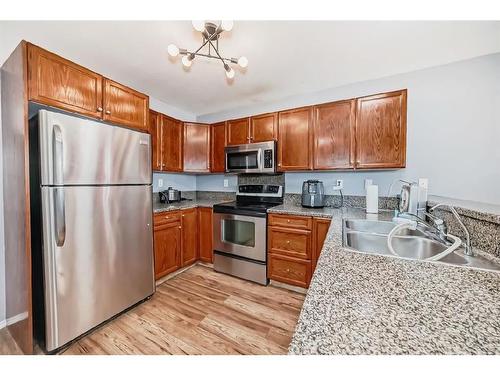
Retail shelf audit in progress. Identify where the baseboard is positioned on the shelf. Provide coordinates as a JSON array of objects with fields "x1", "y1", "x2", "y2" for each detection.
[
  {"x1": 0, "y1": 319, "x2": 6, "y2": 330},
  {"x1": 5, "y1": 311, "x2": 29, "y2": 326}
]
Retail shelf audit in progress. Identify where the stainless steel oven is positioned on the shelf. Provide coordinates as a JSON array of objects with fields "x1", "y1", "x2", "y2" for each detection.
[
  {"x1": 225, "y1": 141, "x2": 276, "y2": 174},
  {"x1": 213, "y1": 213, "x2": 267, "y2": 262},
  {"x1": 212, "y1": 184, "x2": 283, "y2": 285}
]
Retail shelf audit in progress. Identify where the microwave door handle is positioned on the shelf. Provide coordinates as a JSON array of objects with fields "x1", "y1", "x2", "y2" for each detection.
[{"x1": 257, "y1": 148, "x2": 263, "y2": 171}]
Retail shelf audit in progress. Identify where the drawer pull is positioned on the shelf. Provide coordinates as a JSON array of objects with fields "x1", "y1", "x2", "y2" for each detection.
[
  {"x1": 287, "y1": 219, "x2": 290, "y2": 223},
  {"x1": 286, "y1": 240, "x2": 290, "y2": 244},
  {"x1": 286, "y1": 268, "x2": 290, "y2": 272},
  {"x1": 166, "y1": 216, "x2": 170, "y2": 219},
  {"x1": 178, "y1": 226, "x2": 182, "y2": 229}
]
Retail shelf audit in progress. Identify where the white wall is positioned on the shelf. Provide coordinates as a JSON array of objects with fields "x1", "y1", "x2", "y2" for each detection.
[
  {"x1": 198, "y1": 53, "x2": 500, "y2": 204},
  {"x1": 196, "y1": 174, "x2": 238, "y2": 192},
  {"x1": 152, "y1": 172, "x2": 196, "y2": 193}
]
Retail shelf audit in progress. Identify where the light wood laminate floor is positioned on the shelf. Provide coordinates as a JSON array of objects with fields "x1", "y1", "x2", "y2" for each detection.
[{"x1": 59, "y1": 265, "x2": 305, "y2": 354}]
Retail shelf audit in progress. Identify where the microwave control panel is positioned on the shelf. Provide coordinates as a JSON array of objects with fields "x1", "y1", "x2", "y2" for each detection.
[{"x1": 264, "y1": 149, "x2": 273, "y2": 168}]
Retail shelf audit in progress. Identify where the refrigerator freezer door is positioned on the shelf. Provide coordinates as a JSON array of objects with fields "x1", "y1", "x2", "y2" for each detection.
[
  {"x1": 41, "y1": 185, "x2": 154, "y2": 351},
  {"x1": 38, "y1": 110, "x2": 151, "y2": 186}
]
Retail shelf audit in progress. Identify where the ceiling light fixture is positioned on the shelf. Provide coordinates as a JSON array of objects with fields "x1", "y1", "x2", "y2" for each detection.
[{"x1": 167, "y1": 20, "x2": 247, "y2": 79}]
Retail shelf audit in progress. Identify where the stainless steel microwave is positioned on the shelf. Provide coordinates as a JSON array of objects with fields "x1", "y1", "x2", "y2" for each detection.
[{"x1": 225, "y1": 141, "x2": 276, "y2": 174}]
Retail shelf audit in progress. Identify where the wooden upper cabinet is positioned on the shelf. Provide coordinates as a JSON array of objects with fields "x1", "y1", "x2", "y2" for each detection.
[
  {"x1": 355, "y1": 90, "x2": 407, "y2": 169},
  {"x1": 277, "y1": 107, "x2": 313, "y2": 171},
  {"x1": 103, "y1": 79, "x2": 149, "y2": 132},
  {"x1": 184, "y1": 123, "x2": 211, "y2": 173},
  {"x1": 226, "y1": 118, "x2": 250, "y2": 145},
  {"x1": 250, "y1": 112, "x2": 278, "y2": 143},
  {"x1": 313, "y1": 100, "x2": 356, "y2": 170},
  {"x1": 27, "y1": 43, "x2": 103, "y2": 119},
  {"x1": 211, "y1": 122, "x2": 226, "y2": 173},
  {"x1": 162, "y1": 115, "x2": 183, "y2": 172},
  {"x1": 150, "y1": 110, "x2": 162, "y2": 171}
]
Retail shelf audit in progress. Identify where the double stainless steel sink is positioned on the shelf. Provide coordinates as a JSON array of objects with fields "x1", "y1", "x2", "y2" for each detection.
[{"x1": 343, "y1": 219, "x2": 500, "y2": 271}]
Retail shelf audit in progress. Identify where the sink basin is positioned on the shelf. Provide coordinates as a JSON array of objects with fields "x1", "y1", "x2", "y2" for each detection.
[
  {"x1": 344, "y1": 231, "x2": 466, "y2": 263},
  {"x1": 342, "y1": 219, "x2": 500, "y2": 272},
  {"x1": 344, "y1": 219, "x2": 427, "y2": 237}
]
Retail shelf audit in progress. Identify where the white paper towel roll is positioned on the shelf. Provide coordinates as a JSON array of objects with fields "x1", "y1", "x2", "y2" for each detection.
[{"x1": 366, "y1": 184, "x2": 379, "y2": 214}]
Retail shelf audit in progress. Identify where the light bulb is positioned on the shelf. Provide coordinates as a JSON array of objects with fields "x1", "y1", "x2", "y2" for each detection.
[
  {"x1": 238, "y1": 56, "x2": 248, "y2": 68},
  {"x1": 167, "y1": 44, "x2": 179, "y2": 57},
  {"x1": 221, "y1": 20, "x2": 234, "y2": 32},
  {"x1": 225, "y1": 67, "x2": 235, "y2": 79},
  {"x1": 192, "y1": 20, "x2": 205, "y2": 32},
  {"x1": 182, "y1": 55, "x2": 192, "y2": 67}
]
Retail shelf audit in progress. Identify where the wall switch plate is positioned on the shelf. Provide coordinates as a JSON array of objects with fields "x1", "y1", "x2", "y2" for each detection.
[
  {"x1": 223, "y1": 179, "x2": 229, "y2": 188},
  {"x1": 364, "y1": 179, "x2": 373, "y2": 189},
  {"x1": 333, "y1": 179, "x2": 343, "y2": 190},
  {"x1": 158, "y1": 178, "x2": 163, "y2": 188}
]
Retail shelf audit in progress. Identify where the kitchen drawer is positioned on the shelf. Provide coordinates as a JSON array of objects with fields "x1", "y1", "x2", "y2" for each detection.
[
  {"x1": 268, "y1": 226, "x2": 311, "y2": 259},
  {"x1": 268, "y1": 213, "x2": 312, "y2": 230},
  {"x1": 268, "y1": 254, "x2": 311, "y2": 288},
  {"x1": 154, "y1": 211, "x2": 181, "y2": 226}
]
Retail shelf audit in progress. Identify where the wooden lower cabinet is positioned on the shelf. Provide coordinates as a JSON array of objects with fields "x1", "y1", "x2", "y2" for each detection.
[
  {"x1": 181, "y1": 208, "x2": 198, "y2": 267},
  {"x1": 154, "y1": 220, "x2": 181, "y2": 280},
  {"x1": 312, "y1": 218, "x2": 331, "y2": 273},
  {"x1": 268, "y1": 254, "x2": 311, "y2": 289},
  {"x1": 268, "y1": 213, "x2": 331, "y2": 288},
  {"x1": 198, "y1": 207, "x2": 214, "y2": 263},
  {"x1": 153, "y1": 208, "x2": 202, "y2": 280}
]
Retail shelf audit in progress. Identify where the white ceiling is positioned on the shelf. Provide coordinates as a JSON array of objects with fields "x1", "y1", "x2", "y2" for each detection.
[{"x1": 1, "y1": 21, "x2": 500, "y2": 118}]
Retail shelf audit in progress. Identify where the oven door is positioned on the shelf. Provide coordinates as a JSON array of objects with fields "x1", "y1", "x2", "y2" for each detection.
[{"x1": 213, "y1": 213, "x2": 266, "y2": 262}]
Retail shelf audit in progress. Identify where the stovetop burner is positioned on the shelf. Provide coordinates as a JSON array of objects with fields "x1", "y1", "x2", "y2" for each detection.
[{"x1": 213, "y1": 184, "x2": 283, "y2": 216}]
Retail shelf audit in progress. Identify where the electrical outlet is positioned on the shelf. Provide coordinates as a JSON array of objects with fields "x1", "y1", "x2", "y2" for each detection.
[
  {"x1": 364, "y1": 179, "x2": 373, "y2": 189},
  {"x1": 223, "y1": 178, "x2": 229, "y2": 188},
  {"x1": 418, "y1": 178, "x2": 428, "y2": 189},
  {"x1": 333, "y1": 179, "x2": 343, "y2": 190},
  {"x1": 158, "y1": 178, "x2": 163, "y2": 188}
]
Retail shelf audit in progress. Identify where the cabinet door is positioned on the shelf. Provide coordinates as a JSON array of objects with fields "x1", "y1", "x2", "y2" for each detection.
[
  {"x1": 312, "y1": 218, "x2": 331, "y2": 273},
  {"x1": 149, "y1": 110, "x2": 162, "y2": 171},
  {"x1": 355, "y1": 90, "x2": 407, "y2": 169},
  {"x1": 211, "y1": 122, "x2": 226, "y2": 173},
  {"x1": 162, "y1": 115, "x2": 183, "y2": 171},
  {"x1": 154, "y1": 221, "x2": 181, "y2": 280},
  {"x1": 313, "y1": 100, "x2": 355, "y2": 169},
  {"x1": 277, "y1": 107, "x2": 313, "y2": 171},
  {"x1": 226, "y1": 118, "x2": 250, "y2": 145},
  {"x1": 184, "y1": 123, "x2": 210, "y2": 173},
  {"x1": 198, "y1": 207, "x2": 213, "y2": 263},
  {"x1": 268, "y1": 254, "x2": 311, "y2": 288},
  {"x1": 103, "y1": 79, "x2": 149, "y2": 132},
  {"x1": 250, "y1": 113, "x2": 277, "y2": 143},
  {"x1": 181, "y1": 208, "x2": 198, "y2": 267},
  {"x1": 27, "y1": 43, "x2": 103, "y2": 119},
  {"x1": 268, "y1": 227, "x2": 311, "y2": 260}
]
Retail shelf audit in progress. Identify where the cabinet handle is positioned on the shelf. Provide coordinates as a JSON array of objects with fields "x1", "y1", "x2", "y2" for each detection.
[
  {"x1": 286, "y1": 240, "x2": 290, "y2": 244},
  {"x1": 182, "y1": 214, "x2": 185, "y2": 217},
  {"x1": 286, "y1": 268, "x2": 290, "y2": 272},
  {"x1": 166, "y1": 216, "x2": 170, "y2": 219},
  {"x1": 278, "y1": 163, "x2": 282, "y2": 167},
  {"x1": 97, "y1": 107, "x2": 103, "y2": 112},
  {"x1": 287, "y1": 219, "x2": 290, "y2": 223},
  {"x1": 178, "y1": 226, "x2": 182, "y2": 229},
  {"x1": 105, "y1": 110, "x2": 111, "y2": 115}
]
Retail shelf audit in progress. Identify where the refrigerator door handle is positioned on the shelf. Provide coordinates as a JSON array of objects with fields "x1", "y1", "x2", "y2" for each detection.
[
  {"x1": 54, "y1": 187, "x2": 66, "y2": 247},
  {"x1": 52, "y1": 124, "x2": 64, "y2": 185}
]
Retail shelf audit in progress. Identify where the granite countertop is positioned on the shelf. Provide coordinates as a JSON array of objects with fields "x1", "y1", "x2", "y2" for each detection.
[
  {"x1": 153, "y1": 198, "x2": 231, "y2": 213},
  {"x1": 267, "y1": 203, "x2": 342, "y2": 218},
  {"x1": 286, "y1": 206, "x2": 500, "y2": 354}
]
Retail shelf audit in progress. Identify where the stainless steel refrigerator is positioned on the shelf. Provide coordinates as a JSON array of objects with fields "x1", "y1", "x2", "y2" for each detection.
[{"x1": 30, "y1": 109, "x2": 154, "y2": 352}]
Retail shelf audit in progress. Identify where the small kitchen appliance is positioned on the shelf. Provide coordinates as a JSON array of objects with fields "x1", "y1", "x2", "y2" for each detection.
[
  {"x1": 159, "y1": 187, "x2": 181, "y2": 203},
  {"x1": 301, "y1": 180, "x2": 325, "y2": 208}
]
